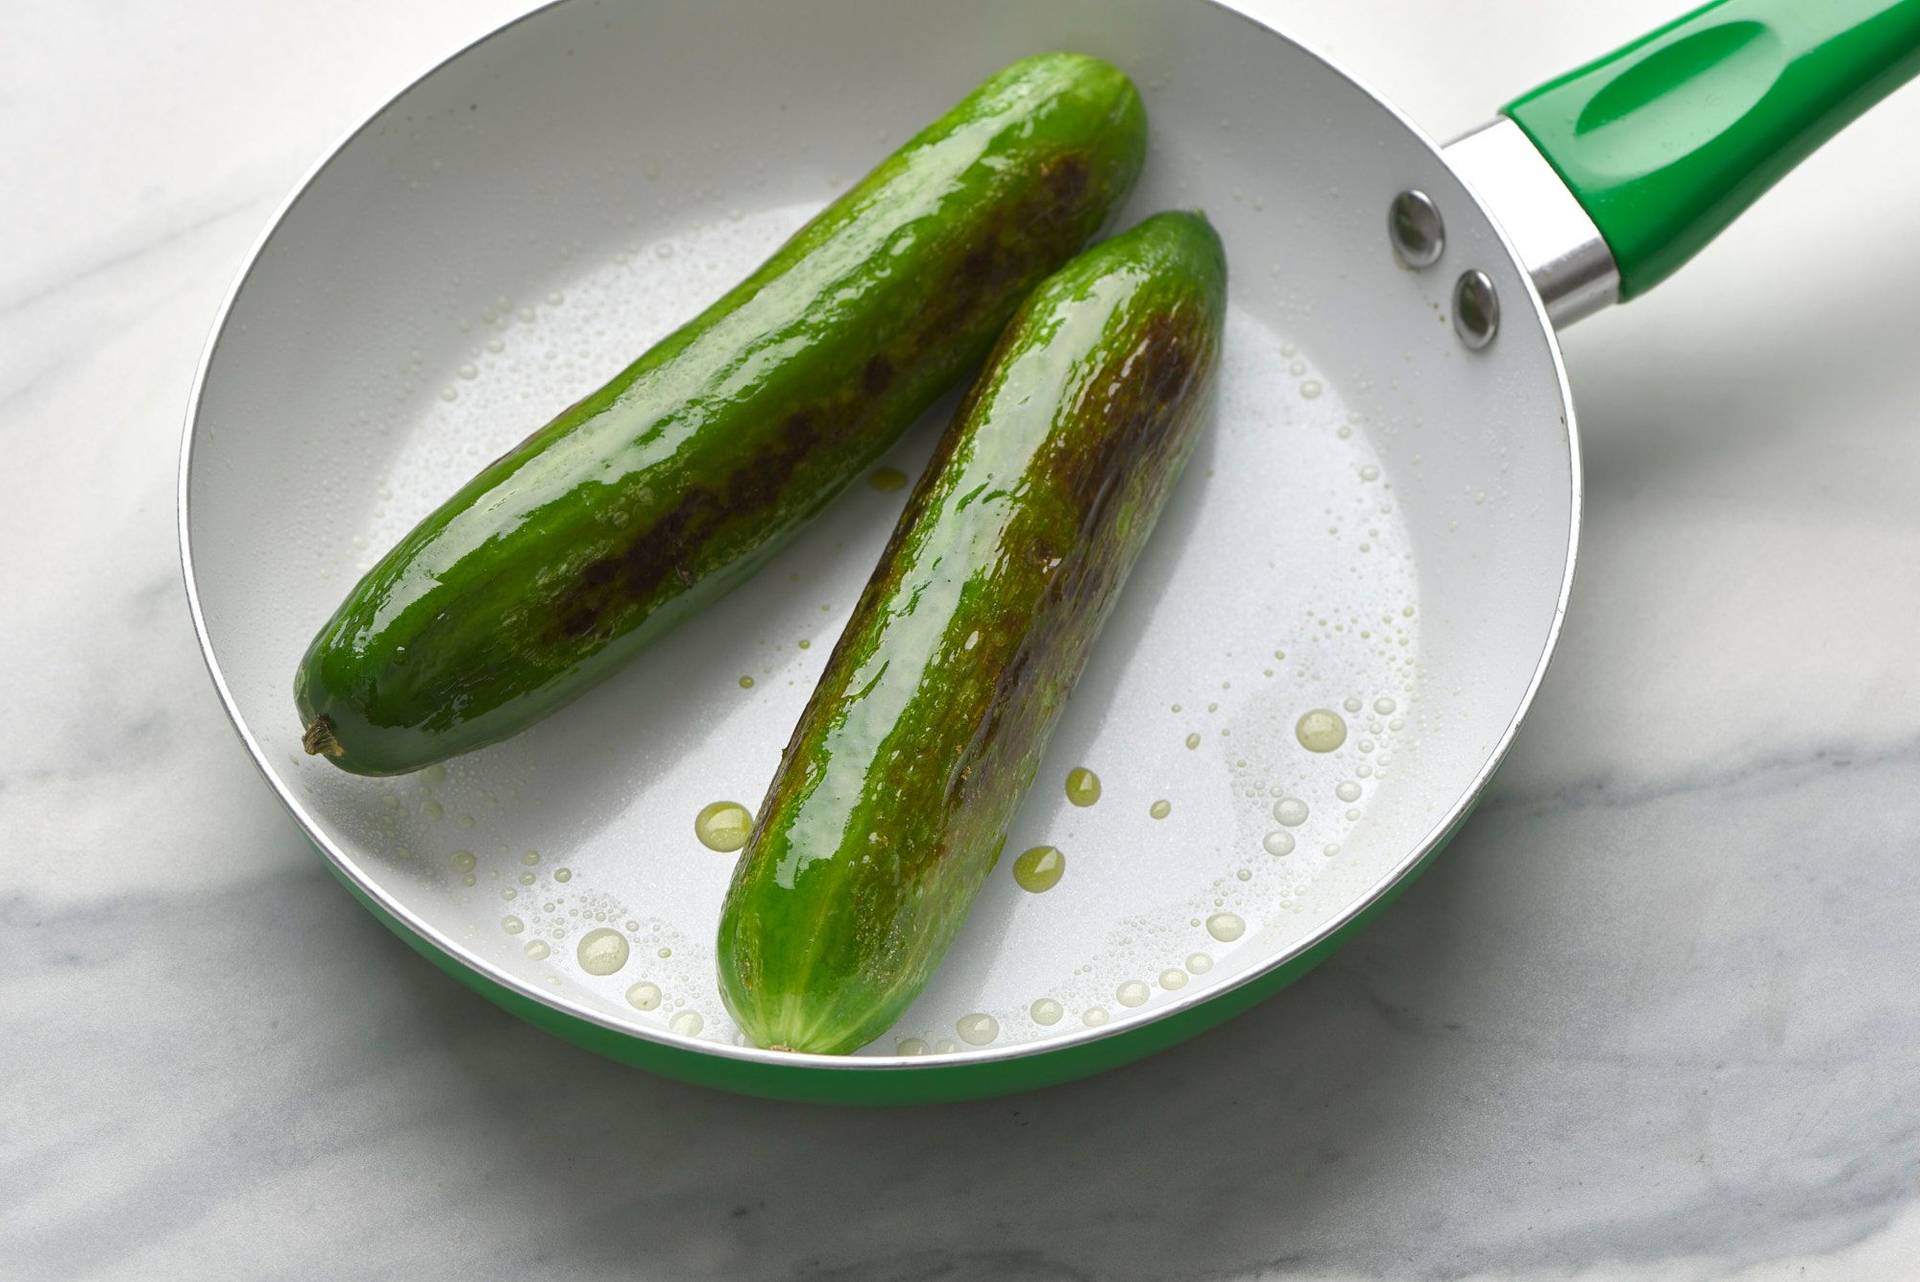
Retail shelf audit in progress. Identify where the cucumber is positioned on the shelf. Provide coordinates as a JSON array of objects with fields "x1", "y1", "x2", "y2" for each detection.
[
  {"x1": 295, "y1": 54, "x2": 1146, "y2": 775},
  {"x1": 716, "y1": 212, "x2": 1227, "y2": 1054}
]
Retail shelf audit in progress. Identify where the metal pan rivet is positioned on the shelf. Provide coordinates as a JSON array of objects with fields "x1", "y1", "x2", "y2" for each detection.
[
  {"x1": 1453, "y1": 270, "x2": 1499, "y2": 350},
  {"x1": 1387, "y1": 189, "x2": 1444, "y2": 268}
]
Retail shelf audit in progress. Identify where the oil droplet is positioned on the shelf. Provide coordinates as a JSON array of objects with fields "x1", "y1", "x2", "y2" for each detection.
[
  {"x1": 956, "y1": 1013, "x2": 999, "y2": 1045},
  {"x1": 625, "y1": 981, "x2": 661, "y2": 1011},
  {"x1": 1263, "y1": 830, "x2": 1295, "y2": 856},
  {"x1": 1082, "y1": 1006, "x2": 1110, "y2": 1027},
  {"x1": 1030, "y1": 998, "x2": 1063, "y2": 1026},
  {"x1": 798, "y1": 638, "x2": 811, "y2": 649},
  {"x1": 521, "y1": 849, "x2": 540, "y2": 865},
  {"x1": 518, "y1": 871, "x2": 534, "y2": 885},
  {"x1": 1012, "y1": 845, "x2": 1065, "y2": 893},
  {"x1": 1206, "y1": 912, "x2": 1246, "y2": 942},
  {"x1": 455, "y1": 812, "x2": 476, "y2": 829},
  {"x1": 1273, "y1": 797, "x2": 1308, "y2": 826},
  {"x1": 1295, "y1": 709, "x2": 1348, "y2": 753},
  {"x1": 450, "y1": 850, "x2": 476, "y2": 872},
  {"x1": 439, "y1": 386, "x2": 458, "y2": 402},
  {"x1": 1160, "y1": 968, "x2": 1189, "y2": 991},
  {"x1": 1171, "y1": 703, "x2": 1182, "y2": 713},
  {"x1": 669, "y1": 1010, "x2": 703, "y2": 1037},
  {"x1": 897, "y1": 1037, "x2": 929, "y2": 1055},
  {"x1": 695, "y1": 800, "x2": 754, "y2": 852},
  {"x1": 1116, "y1": 980, "x2": 1150, "y2": 1007},
  {"x1": 1359, "y1": 463, "x2": 1380, "y2": 481},
  {"x1": 502, "y1": 888, "x2": 517, "y2": 900},
  {"x1": 422, "y1": 763, "x2": 448, "y2": 786},
  {"x1": 576, "y1": 927, "x2": 629, "y2": 976},
  {"x1": 1342, "y1": 696, "x2": 1363, "y2": 713},
  {"x1": 1186, "y1": 952, "x2": 1213, "y2": 974},
  {"x1": 502, "y1": 915, "x2": 524, "y2": 935},
  {"x1": 523, "y1": 940, "x2": 551, "y2": 960},
  {"x1": 868, "y1": 466, "x2": 909, "y2": 492},
  {"x1": 738, "y1": 675, "x2": 755, "y2": 689},
  {"x1": 1149, "y1": 799, "x2": 1172, "y2": 820},
  {"x1": 657, "y1": 946, "x2": 672, "y2": 959},
  {"x1": 1064, "y1": 767, "x2": 1101, "y2": 807},
  {"x1": 934, "y1": 1039, "x2": 958, "y2": 1053},
  {"x1": 1300, "y1": 379, "x2": 1323, "y2": 399},
  {"x1": 554, "y1": 868, "x2": 572, "y2": 883},
  {"x1": 1324, "y1": 842, "x2": 1342, "y2": 856},
  {"x1": 1374, "y1": 696, "x2": 1397, "y2": 715},
  {"x1": 421, "y1": 799, "x2": 444, "y2": 821},
  {"x1": 1185, "y1": 733, "x2": 1201, "y2": 750}
]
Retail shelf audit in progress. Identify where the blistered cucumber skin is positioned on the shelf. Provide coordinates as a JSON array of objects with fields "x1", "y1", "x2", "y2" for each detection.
[
  {"x1": 717, "y1": 212, "x2": 1227, "y2": 1054},
  {"x1": 293, "y1": 54, "x2": 1146, "y2": 775}
]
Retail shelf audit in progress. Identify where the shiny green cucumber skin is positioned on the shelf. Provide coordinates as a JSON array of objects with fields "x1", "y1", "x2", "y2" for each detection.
[
  {"x1": 294, "y1": 54, "x2": 1146, "y2": 775},
  {"x1": 717, "y1": 212, "x2": 1228, "y2": 1054}
]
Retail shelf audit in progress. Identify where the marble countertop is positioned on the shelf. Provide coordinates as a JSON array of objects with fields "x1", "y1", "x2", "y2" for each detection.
[{"x1": 8, "y1": 2, "x2": 1920, "y2": 1277}]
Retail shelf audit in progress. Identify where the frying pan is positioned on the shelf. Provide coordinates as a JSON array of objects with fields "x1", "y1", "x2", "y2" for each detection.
[{"x1": 179, "y1": 0, "x2": 1920, "y2": 1102}]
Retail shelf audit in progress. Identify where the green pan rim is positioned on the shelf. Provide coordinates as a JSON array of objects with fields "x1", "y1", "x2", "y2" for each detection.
[{"x1": 176, "y1": 0, "x2": 1582, "y2": 1093}]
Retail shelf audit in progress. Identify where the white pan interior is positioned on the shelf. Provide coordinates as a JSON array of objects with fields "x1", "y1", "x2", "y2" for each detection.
[{"x1": 184, "y1": 0, "x2": 1575, "y2": 1062}]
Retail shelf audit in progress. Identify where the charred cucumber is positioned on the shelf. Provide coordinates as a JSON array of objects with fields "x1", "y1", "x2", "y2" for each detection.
[
  {"x1": 717, "y1": 212, "x2": 1227, "y2": 1054},
  {"x1": 295, "y1": 54, "x2": 1146, "y2": 775}
]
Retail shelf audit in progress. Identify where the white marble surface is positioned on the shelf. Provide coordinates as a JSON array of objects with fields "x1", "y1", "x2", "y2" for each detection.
[{"x1": 7, "y1": 2, "x2": 1920, "y2": 1277}]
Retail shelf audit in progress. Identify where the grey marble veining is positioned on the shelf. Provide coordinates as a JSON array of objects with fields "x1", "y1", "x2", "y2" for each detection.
[{"x1": 7, "y1": 2, "x2": 1920, "y2": 1279}]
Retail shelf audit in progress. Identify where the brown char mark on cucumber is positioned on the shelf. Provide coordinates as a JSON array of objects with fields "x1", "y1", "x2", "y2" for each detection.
[
  {"x1": 548, "y1": 150, "x2": 1105, "y2": 649},
  {"x1": 1058, "y1": 308, "x2": 1207, "y2": 515},
  {"x1": 949, "y1": 303, "x2": 1213, "y2": 815},
  {"x1": 548, "y1": 406, "x2": 848, "y2": 644},
  {"x1": 915, "y1": 151, "x2": 1095, "y2": 347}
]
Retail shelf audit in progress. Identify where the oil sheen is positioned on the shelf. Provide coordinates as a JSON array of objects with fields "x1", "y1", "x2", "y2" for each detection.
[
  {"x1": 695, "y1": 800, "x2": 754, "y2": 852},
  {"x1": 1295, "y1": 708, "x2": 1348, "y2": 753},
  {"x1": 1012, "y1": 845, "x2": 1066, "y2": 893}
]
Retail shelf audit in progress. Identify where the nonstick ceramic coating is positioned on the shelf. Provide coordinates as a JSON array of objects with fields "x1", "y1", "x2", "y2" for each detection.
[{"x1": 182, "y1": 0, "x2": 1575, "y2": 1100}]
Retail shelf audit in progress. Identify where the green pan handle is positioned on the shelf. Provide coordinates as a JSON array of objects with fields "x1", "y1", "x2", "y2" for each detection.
[{"x1": 1504, "y1": 0, "x2": 1920, "y2": 299}]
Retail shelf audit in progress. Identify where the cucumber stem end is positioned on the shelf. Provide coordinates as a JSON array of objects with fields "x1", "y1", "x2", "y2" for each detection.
[{"x1": 303, "y1": 715, "x2": 345, "y2": 759}]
